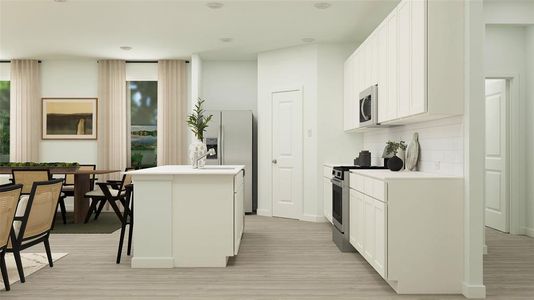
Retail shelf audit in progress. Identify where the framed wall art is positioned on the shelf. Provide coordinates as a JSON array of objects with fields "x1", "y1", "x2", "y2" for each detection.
[{"x1": 42, "y1": 98, "x2": 98, "y2": 140}]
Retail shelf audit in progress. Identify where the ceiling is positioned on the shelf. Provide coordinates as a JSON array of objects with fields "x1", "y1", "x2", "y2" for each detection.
[{"x1": 0, "y1": 0, "x2": 399, "y2": 61}]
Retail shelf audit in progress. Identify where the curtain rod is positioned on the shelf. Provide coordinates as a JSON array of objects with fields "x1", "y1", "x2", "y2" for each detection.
[
  {"x1": 125, "y1": 60, "x2": 190, "y2": 64},
  {"x1": 0, "y1": 60, "x2": 42, "y2": 63}
]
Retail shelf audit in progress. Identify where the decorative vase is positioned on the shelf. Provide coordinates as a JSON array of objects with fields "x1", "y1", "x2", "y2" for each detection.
[
  {"x1": 189, "y1": 140, "x2": 207, "y2": 168},
  {"x1": 397, "y1": 148, "x2": 406, "y2": 170},
  {"x1": 387, "y1": 154, "x2": 403, "y2": 171},
  {"x1": 406, "y1": 132, "x2": 420, "y2": 171}
]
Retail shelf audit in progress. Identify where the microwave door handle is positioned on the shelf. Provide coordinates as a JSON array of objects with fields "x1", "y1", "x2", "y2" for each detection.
[{"x1": 361, "y1": 97, "x2": 369, "y2": 121}]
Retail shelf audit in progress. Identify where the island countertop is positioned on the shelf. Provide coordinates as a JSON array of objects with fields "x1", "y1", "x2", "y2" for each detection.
[{"x1": 125, "y1": 165, "x2": 245, "y2": 176}]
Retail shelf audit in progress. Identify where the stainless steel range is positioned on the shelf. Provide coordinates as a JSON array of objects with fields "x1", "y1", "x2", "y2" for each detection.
[{"x1": 331, "y1": 165, "x2": 386, "y2": 252}]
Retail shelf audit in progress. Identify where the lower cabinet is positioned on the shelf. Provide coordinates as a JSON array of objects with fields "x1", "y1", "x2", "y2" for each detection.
[
  {"x1": 233, "y1": 171, "x2": 245, "y2": 255},
  {"x1": 323, "y1": 177, "x2": 333, "y2": 224},
  {"x1": 350, "y1": 189, "x2": 387, "y2": 279}
]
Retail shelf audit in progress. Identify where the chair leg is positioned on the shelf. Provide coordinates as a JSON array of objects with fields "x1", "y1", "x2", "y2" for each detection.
[
  {"x1": 116, "y1": 222, "x2": 126, "y2": 264},
  {"x1": 94, "y1": 200, "x2": 106, "y2": 220},
  {"x1": 127, "y1": 221, "x2": 133, "y2": 256},
  {"x1": 84, "y1": 198, "x2": 99, "y2": 224},
  {"x1": 109, "y1": 200, "x2": 125, "y2": 223},
  {"x1": 12, "y1": 250, "x2": 25, "y2": 283},
  {"x1": 43, "y1": 238, "x2": 53, "y2": 268},
  {"x1": 0, "y1": 252, "x2": 10, "y2": 291},
  {"x1": 59, "y1": 198, "x2": 67, "y2": 224}
]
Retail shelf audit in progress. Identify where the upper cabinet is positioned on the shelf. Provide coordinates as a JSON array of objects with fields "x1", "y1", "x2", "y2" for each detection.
[{"x1": 343, "y1": 0, "x2": 464, "y2": 131}]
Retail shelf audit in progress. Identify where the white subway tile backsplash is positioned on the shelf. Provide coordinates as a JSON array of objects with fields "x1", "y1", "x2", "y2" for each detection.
[{"x1": 363, "y1": 116, "x2": 464, "y2": 176}]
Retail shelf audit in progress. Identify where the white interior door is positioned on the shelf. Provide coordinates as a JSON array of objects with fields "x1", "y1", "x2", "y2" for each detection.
[
  {"x1": 272, "y1": 90, "x2": 302, "y2": 220},
  {"x1": 484, "y1": 79, "x2": 509, "y2": 233}
]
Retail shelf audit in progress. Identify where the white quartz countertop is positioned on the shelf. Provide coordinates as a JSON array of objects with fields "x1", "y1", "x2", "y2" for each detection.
[
  {"x1": 125, "y1": 165, "x2": 245, "y2": 176},
  {"x1": 323, "y1": 162, "x2": 356, "y2": 168},
  {"x1": 350, "y1": 169, "x2": 463, "y2": 180}
]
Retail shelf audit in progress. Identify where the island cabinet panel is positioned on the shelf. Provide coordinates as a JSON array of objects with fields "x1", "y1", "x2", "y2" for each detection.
[
  {"x1": 349, "y1": 170, "x2": 464, "y2": 294},
  {"x1": 128, "y1": 165, "x2": 246, "y2": 268}
]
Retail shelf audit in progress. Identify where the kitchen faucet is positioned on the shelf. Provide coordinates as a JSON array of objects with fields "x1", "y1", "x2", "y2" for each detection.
[{"x1": 194, "y1": 148, "x2": 216, "y2": 168}]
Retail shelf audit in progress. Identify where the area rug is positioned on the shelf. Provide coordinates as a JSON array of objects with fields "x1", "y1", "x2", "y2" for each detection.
[
  {"x1": 51, "y1": 212, "x2": 121, "y2": 234},
  {"x1": 0, "y1": 253, "x2": 68, "y2": 290}
]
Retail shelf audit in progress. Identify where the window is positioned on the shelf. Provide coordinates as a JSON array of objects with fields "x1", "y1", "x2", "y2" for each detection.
[
  {"x1": 0, "y1": 81, "x2": 9, "y2": 163},
  {"x1": 129, "y1": 81, "x2": 157, "y2": 168}
]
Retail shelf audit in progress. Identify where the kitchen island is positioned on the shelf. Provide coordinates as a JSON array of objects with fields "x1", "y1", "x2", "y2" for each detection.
[{"x1": 126, "y1": 165, "x2": 245, "y2": 268}]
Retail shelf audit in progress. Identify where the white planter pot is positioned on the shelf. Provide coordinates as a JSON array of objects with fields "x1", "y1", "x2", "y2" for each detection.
[{"x1": 189, "y1": 140, "x2": 207, "y2": 168}]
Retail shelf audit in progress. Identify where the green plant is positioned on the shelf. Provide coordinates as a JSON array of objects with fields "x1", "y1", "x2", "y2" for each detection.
[
  {"x1": 385, "y1": 140, "x2": 407, "y2": 156},
  {"x1": 0, "y1": 162, "x2": 79, "y2": 167},
  {"x1": 131, "y1": 152, "x2": 144, "y2": 168},
  {"x1": 187, "y1": 98, "x2": 213, "y2": 141}
]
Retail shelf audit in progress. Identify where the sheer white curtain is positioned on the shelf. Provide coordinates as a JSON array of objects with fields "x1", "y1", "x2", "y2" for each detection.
[
  {"x1": 157, "y1": 60, "x2": 187, "y2": 165},
  {"x1": 98, "y1": 60, "x2": 127, "y2": 178},
  {"x1": 10, "y1": 60, "x2": 40, "y2": 162}
]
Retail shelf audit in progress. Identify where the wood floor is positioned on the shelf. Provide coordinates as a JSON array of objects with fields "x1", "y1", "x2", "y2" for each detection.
[{"x1": 3, "y1": 216, "x2": 533, "y2": 299}]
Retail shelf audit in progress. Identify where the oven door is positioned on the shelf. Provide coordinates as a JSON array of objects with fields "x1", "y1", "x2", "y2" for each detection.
[{"x1": 331, "y1": 177, "x2": 344, "y2": 232}]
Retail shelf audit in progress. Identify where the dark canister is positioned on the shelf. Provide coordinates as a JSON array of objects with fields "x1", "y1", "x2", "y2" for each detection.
[{"x1": 358, "y1": 150, "x2": 371, "y2": 167}]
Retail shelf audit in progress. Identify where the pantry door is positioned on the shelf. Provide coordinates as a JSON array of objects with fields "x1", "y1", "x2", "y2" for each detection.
[{"x1": 271, "y1": 89, "x2": 303, "y2": 220}]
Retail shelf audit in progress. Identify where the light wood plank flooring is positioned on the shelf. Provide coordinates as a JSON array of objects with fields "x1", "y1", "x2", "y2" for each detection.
[{"x1": 3, "y1": 216, "x2": 533, "y2": 299}]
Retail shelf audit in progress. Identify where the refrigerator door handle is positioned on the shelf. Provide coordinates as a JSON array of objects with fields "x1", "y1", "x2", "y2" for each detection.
[{"x1": 220, "y1": 124, "x2": 224, "y2": 165}]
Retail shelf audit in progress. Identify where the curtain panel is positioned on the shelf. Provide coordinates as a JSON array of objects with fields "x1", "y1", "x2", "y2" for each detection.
[
  {"x1": 97, "y1": 60, "x2": 127, "y2": 179},
  {"x1": 9, "y1": 60, "x2": 40, "y2": 162},
  {"x1": 157, "y1": 60, "x2": 187, "y2": 165}
]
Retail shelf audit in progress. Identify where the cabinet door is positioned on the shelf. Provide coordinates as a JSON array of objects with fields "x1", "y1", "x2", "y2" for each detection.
[
  {"x1": 363, "y1": 195, "x2": 376, "y2": 263},
  {"x1": 397, "y1": 0, "x2": 411, "y2": 118},
  {"x1": 367, "y1": 32, "x2": 378, "y2": 86},
  {"x1": 386, "y1": 9, "x2": 398, "y2": 121},
  {"x1": 410, "y1": 0, "x2": 426, "y2": 115},
  {"x1": 373, "y1": 199, "x2": 387, "y2": 278},
  {"x1": 343, "y1": 55, "x2": 355, "y2": 131},
  {"x1": 349, "y1": 189, "x2": 358, "y2": 248},
  {"x1": 355, "y1": 190, "x2": 365, "y2": 252},
  {"x1": 377, "y1": 22, "x2": 388, "y2": 123},
  {"x1": 353, "y1": 49, "x2": 362, "y2": 129},
  {"x1": 234, "y1": 172, "x2": 245, "y2": 255},
  {"x1": 323, "y1": 177, "x2": 333, "y2": 224}
]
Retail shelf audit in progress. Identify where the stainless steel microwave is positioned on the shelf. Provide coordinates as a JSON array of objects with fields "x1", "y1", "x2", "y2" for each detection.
[{"x1": 359, "y1": 84, "x2": 378, "y2": 127}]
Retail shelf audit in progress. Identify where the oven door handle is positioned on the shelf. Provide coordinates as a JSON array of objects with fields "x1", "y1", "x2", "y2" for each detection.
[{"x1": 331, "y1": 178, "x2": 343, "y2": 187}]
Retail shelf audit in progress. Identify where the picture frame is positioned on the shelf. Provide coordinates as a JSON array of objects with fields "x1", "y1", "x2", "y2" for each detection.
[{"x1": 42, "y1": 98, "x2": 98, "y2": 140}]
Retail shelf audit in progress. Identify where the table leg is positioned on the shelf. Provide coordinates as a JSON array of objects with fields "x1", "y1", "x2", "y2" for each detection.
[{"x1": 74, "y1": 174, "x2": 91, "y2": 224}]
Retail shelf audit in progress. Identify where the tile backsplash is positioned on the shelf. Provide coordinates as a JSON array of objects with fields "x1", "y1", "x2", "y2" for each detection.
[{"x1": 363, "y1": 116, "x2": 464, "y2": 175}]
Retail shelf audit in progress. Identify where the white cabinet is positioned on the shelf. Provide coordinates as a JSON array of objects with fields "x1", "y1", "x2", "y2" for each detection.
[
  {"x1": 234, "y1": 171, "x2": 245, "y2": 255},
  {"x1": 322, "y1": 166, "x2": 333, "y2": 224},
  {"x1": 323, "y1": 177, "x2": 333, "y2": 224},
  {"x1": 349, "y1": 170, "x2": 464, "y2": 294},
  {"x1": 343, "y1": 54, "x2": 357, "y2": 131},
  {"x1": 344, "y1": 0, "x2": 464, "y2": 129}
]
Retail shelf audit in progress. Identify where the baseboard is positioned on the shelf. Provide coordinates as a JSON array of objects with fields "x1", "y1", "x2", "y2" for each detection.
[
  {"x1": 483, "y1": 244, "x2": 488, "y2": 255},
  {"x1": 300, "y1": 213, "x2": 327, "y2": 223},
  {"x1": 256, "y1": 208, "x2": 272, "y2": 217},
  {"x1": 462, "y1": 282, "x2": 486, "y2": 299},
  {"x1": 524, "y1": 227, "x2": 534, "y2": 238},
  {"x1": 131, "y1": 257, "x2": 174, "y2": 268}
]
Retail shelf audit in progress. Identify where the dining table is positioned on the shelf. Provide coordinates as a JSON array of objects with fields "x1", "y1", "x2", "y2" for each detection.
[{"x1": 58, "y1": 169, "x2": 121, "y2": 223}]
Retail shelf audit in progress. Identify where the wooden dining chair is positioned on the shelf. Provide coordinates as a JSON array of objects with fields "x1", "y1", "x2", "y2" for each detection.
[
  {"x1": 0, "y1": 184, "x2": 22, "y2": 291},
  {"x1": 116, "y1": 183, "x2": 133, "y2": 264},
  {"x1": 7, "y1": 179, "x2": 63, "y2": 283},
  {"x1": 84, "y1": 168, "x2": 134, "y2": 223},
  {"x1": 12, "y1": 169, "x2": 67, "y2": 225},
  {"x1": 62, "y1": 164, "x2": 97, "y2": 196}
]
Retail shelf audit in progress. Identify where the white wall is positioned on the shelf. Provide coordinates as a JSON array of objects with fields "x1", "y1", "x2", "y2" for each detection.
[
  {"x1": 363, "y1": 116, "x2": 464, "y2": 175},
  {"x1": 0, "y1": 63, "x2": 9, "y2": 80},
  {"x1": 257, "y1": 43, "x2": 363, "y2": 221},
  {"x1": 40, "y1": 60, "x2": 99, "y2": 164}
]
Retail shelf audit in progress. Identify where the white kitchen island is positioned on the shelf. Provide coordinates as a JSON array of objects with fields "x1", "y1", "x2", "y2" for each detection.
[{"x1": 126, "y1": 165, "x2": 245, "y2": 268}]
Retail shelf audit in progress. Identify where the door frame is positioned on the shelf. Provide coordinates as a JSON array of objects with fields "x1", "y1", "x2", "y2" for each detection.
[
  {"x1": 484, "y1": 74, "x2": 524, "y2": 235},
  {"x1": 270, "y1": 87, "x2": 304, "y2": 220}
]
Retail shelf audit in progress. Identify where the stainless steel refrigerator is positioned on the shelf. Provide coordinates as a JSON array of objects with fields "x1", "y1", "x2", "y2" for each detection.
[{"x1": 205, "y1": 110, "x2": 253, "y2": 213}]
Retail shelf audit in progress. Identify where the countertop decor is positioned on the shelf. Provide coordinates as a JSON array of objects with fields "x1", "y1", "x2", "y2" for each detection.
[{"x1": 187, "y1": 98, "x2": 213, "y2": 168}]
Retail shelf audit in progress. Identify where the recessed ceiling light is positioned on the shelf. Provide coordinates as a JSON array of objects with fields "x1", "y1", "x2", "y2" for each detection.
[
  {"x1": 220, "y1": 38, "x2": 233, "y2": 43},
  {"x1": 207, "y1": 2, "x2": 224, "y2": 9},
  {"x1": 120, "y1": 46, "x2": 132, "y2": 51},
  {"x1": 302, "y1": 38, "x2": 315, "y2": 43},
  {"x1": 313, "y1": 2, "x2": 331, "y2": 9},
  {"x1": 54, "y1": 0, "x2": 67, "y2": 2}
]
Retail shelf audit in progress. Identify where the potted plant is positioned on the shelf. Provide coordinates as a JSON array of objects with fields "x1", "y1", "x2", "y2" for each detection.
[
  {"x1": 383, "y1": 141, "x2": 406, "y2": 171},
  {"x1": 187, "y1": 98, "x2": 213, "y2": 168}
]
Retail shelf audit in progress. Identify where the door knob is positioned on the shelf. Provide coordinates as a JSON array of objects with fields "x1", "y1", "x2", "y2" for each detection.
[{"x1": 272, "y1": 159, "x2": 278, "y2": 164}]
